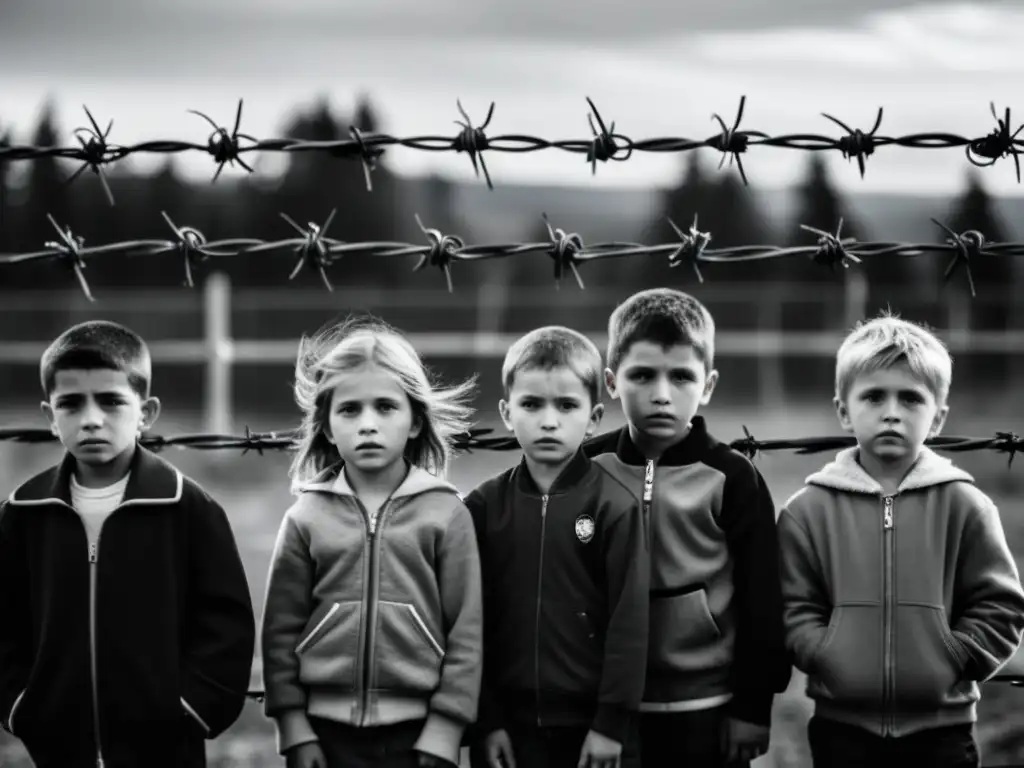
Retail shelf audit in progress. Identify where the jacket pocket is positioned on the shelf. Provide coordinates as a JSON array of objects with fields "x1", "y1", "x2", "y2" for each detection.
[
  {"x1": 373, "y1": 601, "x2": 444, "y2": 692},
  {"x1": 648, "y1": 586, "x2": 729, "y2": 673},
  {"x1": 810, "y1": 604, "x2": 883, "y2": 707},
  {"x1": 296, "y1": 600, "x2": 362, "y2": 689},
  {"x1": 893, "y1": 603, "x2": 968, "y2": 710}
]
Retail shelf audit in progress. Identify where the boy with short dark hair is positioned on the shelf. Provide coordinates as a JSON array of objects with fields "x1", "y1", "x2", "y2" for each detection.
[
  {"x1": 584, "y1": 288, "x2": 791, "y2": 768},
  {"x1": 778, "y1": 312, "x2": 1024, "y2": 767},
  {"x1": 0, "y1": 320, "x2": 256, "y2": 768},
  {"x1": 465, "y1": 325, "x2": 650, "y2": 768}
]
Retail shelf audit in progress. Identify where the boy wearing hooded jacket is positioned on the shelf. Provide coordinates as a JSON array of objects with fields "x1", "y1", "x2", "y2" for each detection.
[{"x1": 778, "y1": 312, "x2": 1024, "y2": 768}]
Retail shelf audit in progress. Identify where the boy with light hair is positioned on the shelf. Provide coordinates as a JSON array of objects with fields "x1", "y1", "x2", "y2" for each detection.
[{"x1": 779, "y1": 311, "x2": 1024, "y2": 767}]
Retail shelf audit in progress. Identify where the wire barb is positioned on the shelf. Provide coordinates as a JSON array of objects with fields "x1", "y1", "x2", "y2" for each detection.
[
  {"x1": 540, "y1": 212, "x2": 586, "y2": 289},
  {"x1": 188, "y1": 99, "x2": 257, "y2": 182},
  {"x1": 346, "y1": 126, "x2": 384, "y2": 192},
  {"x1": 707, "y1": 96, "x2": 767, "y2": 185},
  {"x1": 931, "y1": 218, "x2": 982, "y2": 297},
  {"x1": 822, "y1": 108, "x2": 883, "y2": 179},
  {"x1": 801, "y1": 218, "x2": 862, "y2": 271},
  {"x1": 412, "y1": 214, "x2": 463, "y2": 292},
  {"x1": 43, "y1": 214, "x2": 93, "y2": 301},
  {"x1": 161, "y1": 211, "x2": 209, "y2": 287},
  {"x1": 281, "y1": 209, "x2": 338, "y2": 291},
  {"x1": 68, "y1": 105, "x2": 116, "y2": 205},
  {"x1": 452, "y1": 100, "x2": 495, "y2": 190},
  {"x1": 666, "y1": 213, "x2": 711, "y2": 282},
  {"x1": 966, "y1": 102, "x2": 1024, "y2": 183},
  {"x1": 584, "y1": 97, "x2": 631, "y2": 175}
]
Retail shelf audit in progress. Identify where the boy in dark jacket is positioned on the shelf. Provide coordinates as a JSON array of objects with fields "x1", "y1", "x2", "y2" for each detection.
[
  {"x1": 0, "y1": 320, "x2": 256, "y2": 768},
  {"x1": 465, "y1": 326, "x2": 650, "y2": 768},
  {"x1": 779, "y1": 313, "x2": 1024, "y2": 767},
  {"x1": 584, "y1": 288, "x2": 791, "y2": 768}
]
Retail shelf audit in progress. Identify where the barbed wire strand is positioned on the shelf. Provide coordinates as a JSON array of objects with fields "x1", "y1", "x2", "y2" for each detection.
[
  {"x1": 0, "y1": 97, "x2": 1022, "y2": 206},
  {"x1": 1, "y1": 425, "x2": 1021, "y2": 465},
  {"x1": 0, "y1": 210, "x2": 1018, "y2": 300}
]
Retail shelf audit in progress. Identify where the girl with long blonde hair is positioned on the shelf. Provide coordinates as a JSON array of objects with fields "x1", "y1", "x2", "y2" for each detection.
[{"x1": 261, "y1": 315, "x2": 482, "y2": 768}]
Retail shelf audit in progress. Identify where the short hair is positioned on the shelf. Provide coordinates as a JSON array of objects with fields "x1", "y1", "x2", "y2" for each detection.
[
  {"x1": 606, "y1": 288, "x2": 716, "y2": 374},
  {"x1": 502, "y1": 326, "x2": 603, "y2": 407},
  {"x1": 835, "y1": 311, "x2": 952, "y2": 406},
  {"x1": 40, "y1": 320, "x2": 152, "y2": 399}
]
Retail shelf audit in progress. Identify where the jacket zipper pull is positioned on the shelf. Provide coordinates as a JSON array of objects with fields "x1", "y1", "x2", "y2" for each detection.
[
  {"x1": 883, "y1": 496, "x2": 894, "y2": 530},
  {"x1": 89, "y1": 542, "x2": 98, "y2": 563},
  {"x1": 643, "y1": 460, "x2": 654, "y2": 502}
]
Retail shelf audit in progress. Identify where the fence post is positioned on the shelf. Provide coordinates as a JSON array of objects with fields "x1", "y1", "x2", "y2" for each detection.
[
  {"x1": 844, "y1": 269, "x2": 868, "y2": 329},
  {"x1": 204, "y1": 272, "x2": 233, "y2": 435}
]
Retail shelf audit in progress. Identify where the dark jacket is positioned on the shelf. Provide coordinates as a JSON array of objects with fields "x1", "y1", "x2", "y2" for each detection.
[
  {"x1": 0, "y1": 446, "x2": 256, "y2": 768},
  {"x1": 463, "y1": 449, "x2": 650, "y2": 744},
  {"x1": 583, "y1": 417, "x2": 790, "y2": 726}
]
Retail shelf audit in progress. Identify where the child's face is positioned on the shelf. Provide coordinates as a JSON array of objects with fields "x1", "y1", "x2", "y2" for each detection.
[
  {"x1": 41, "y1": 368, "x2": 160, "y2": 484},
  {"x1": 499, "y1": 366, "x2": 603, "y2": 470},
  {"x1": 324, "y1": 363, "x2": 421, "y2": 477},
  {"x1": 605, "y1": 341, "x2": 717, "y2": 449},
  {"x1": 835, "y1": 361, "x2": 948, "y2": 470}
]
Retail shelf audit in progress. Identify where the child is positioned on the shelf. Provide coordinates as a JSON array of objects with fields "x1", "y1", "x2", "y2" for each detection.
[
  {"x1": 778, "y1": 312, "x2": 1024, "y2": 768},
  {"x1": 584, "y1": 288, "x2": 792, "y2": 768},
  {"x1": 261, "y1": 316, "x2": 483, "y2": 768},
  {"x1": 463, "y1": 326, "x2": 650, "y2": 768},
  {"x1": 0, "y1": 320, "x2": 256, "y2": 768}
]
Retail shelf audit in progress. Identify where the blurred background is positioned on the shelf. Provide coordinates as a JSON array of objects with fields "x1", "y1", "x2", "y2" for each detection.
[{"x1": 2, "y1": 0, "x2": 1024, "y2": 765}]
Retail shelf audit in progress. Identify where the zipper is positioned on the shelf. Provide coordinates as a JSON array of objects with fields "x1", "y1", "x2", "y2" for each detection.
[
  {"x1": 88, "y1": 535, "x2": 106, "y2": 768},
  {"x1": 881, "y1": 494, "x2": 895, "y2": 736},
  {"x1": 357, "y1": 499, "x2": 394, "y2": 726},
  {"x1": 643, "y1": 460, "x2": 655, "y2": 516},
  {"x1": 534, "y1": 494, "x2": 549, "y2": 726}
]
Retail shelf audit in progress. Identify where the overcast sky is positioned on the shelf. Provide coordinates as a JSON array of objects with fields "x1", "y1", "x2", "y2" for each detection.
[{"x1": 1, "y1": 0, "x2": 1022, "y2": 196}]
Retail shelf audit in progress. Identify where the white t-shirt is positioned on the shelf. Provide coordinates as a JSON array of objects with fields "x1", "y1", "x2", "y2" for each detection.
[{"x1": 70, "y1": 473, "x2": 129, "y2": 548}]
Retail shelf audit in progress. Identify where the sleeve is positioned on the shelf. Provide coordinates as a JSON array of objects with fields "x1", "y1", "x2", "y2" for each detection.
[
  {"x1": 777, "y1": 506, "x2": 832, "y2": 673},
  {"x1": 462, "y1": 485, "x2": 506, "y2": 739},
  {"x1": 180, "y1": 492, "x2": 257, "y2": 739},
  {"x1": 414, "y1": 501, "x2": 484, "y2": 766},
  {"x1": 949, "y1": 495, "x2": 1024, "y2": 681},
  {"x1": 0, "y1": 503, "x2": 31, "y2": 736},
  {"x1": 260, "y1": 510, "x2": 320, "y2": 754},
  {"x1": 718, "y1": 463, "x2": 792, "y2": 727},
  {"x1": 591, "y1": 494, "x2": 650, "y2": 743}
]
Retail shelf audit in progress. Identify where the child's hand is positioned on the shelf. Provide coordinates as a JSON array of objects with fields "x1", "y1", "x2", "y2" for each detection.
[
  {"x1": 484, "y1": 729, "x2": 516, "y2": 768},
  {"x1": 285, "y1": 741, "x2": 326, "y2": 768},
  {"x1": 720, "y1": 717, "x2": 769, "y2": 763},
  {"x1": 577, "y1": 729, "x2": 622, "y2": 768}
]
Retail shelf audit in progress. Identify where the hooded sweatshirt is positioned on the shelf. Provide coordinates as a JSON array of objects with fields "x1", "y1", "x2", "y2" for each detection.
[
  {"x1": 260, "y1": 463, "x2": 482, "y2": 766},
  {"x1": 778, "y1": 446, "x2": 1024, "y2": 737}
]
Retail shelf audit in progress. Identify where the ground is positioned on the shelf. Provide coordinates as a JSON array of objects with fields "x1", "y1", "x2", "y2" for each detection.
[{"x1": 1, "y1": 400, "x2": 1023, "y2": 767}]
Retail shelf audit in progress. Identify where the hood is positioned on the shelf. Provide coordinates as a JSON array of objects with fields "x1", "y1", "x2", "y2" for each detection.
[
  {"x1": 295, "y1": 461, "x2": 459, "y2": 501},
  {"x1": 805, "y1": 446, "x2": 974, "y2": 496}
]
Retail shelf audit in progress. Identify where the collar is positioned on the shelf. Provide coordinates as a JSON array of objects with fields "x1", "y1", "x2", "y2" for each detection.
[
  {"x1": 513, "y1": 447, "x2": 592, "y2": 496},
  {"x1": 296, "y1": 460, "x2": 459, "y2": 499},
  {"x1": 8, "y1": 444, "x2": 183, "y2": 508},
  {"x1": 805, "y1": 446, "x2": 974, "y2": 495},
  {"x1": 613, "y1": 415, "x2": 715, "y2": 466}
]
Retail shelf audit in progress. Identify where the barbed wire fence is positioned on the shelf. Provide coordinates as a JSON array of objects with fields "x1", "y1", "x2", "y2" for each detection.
[{"x1": 2, "y1": 97, "x2": 1024, "y2": 693}]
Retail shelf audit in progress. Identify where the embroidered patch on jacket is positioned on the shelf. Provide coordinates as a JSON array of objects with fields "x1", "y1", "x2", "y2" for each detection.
[{"x1": 575, "y1": 514, "x2": 595, "y2": 544}]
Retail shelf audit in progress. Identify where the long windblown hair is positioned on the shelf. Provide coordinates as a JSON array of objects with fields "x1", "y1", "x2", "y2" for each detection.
[{"x1": 289, "y1": 315, "x2": 477, "y2": 488}]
